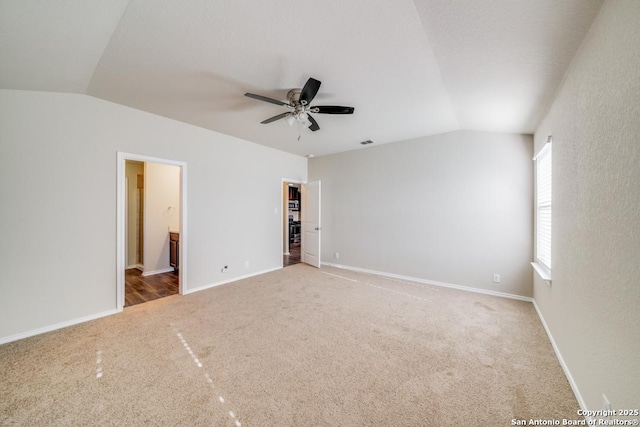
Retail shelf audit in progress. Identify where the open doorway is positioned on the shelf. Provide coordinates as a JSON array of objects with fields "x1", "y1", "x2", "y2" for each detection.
[
  {"x1": 282, "y1": 179, "x2": 322, "y2": 268},
  {"x1": 117, "y1": 153, "x2": 187, "y2": 311},
  {"x1": 124, "y1": 160, "x2": 180, "y2": 306},
  {"x1": 283, "y1": 181, "x2": 302, "y2": 267}
]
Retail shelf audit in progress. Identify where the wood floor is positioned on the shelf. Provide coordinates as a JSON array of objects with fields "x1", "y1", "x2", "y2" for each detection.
[
  {"x1": 125, "y1": 268, "x2": 179, "y2": 307},
  {"x1": 283, "y1": 242, "x2": 301, "y2": 267}
]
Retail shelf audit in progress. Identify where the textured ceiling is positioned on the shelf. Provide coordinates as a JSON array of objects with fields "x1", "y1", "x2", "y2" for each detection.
[
  {"x1": 0, "y1": 0, "x2": 603, "y2": 157},
  {"x1": 0, "y1": 0, "x2": 130, "y2": 93}
]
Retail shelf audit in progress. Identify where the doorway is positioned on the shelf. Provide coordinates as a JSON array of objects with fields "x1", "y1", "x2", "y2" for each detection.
[
  {"x1": 283, "y1": 182, "x2": 302, "y2": 267},
  {"x1": 282, "y1": 179, "x2": 321, "y2": 268},
  {"x1": 117, "y1": 153, "x2": 187, "y2": 311}
]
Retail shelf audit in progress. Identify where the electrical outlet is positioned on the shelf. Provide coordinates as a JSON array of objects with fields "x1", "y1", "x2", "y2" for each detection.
[
  {"x1": 334, "y1": 252, "x2": 340, "y2": 259},
  {"x1": 221, "y1": 265, "x2": 229, "y2": 273},
  {"x1": 493, "y1": 273, "x2": 501, "y2": 283},
  {"x1": 245, "y1": 260, "x2": 249, "y2": 268}
]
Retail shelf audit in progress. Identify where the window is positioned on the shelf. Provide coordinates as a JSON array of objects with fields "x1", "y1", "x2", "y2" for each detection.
[{"x1": 533, "y1": 137, "x2": 552, "y2": 281}]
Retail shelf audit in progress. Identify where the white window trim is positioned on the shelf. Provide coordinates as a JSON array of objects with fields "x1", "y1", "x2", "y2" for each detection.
[
  {"x1": 532, "y1": 138, "x2": 552, "y2": 284},
  {"x1": 531, "y1": 261, "x2": 551, "y2": 283}
]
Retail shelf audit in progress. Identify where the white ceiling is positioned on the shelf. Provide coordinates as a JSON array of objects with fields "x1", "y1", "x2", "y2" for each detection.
[{"x1": 0, "y1": 0, "x2": 603, "y2": 157}]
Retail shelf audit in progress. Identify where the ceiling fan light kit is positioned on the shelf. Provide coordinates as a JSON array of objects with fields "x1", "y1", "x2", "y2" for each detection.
[{"x1": 245, "y1": 77, "x2": 354, "y2": 133}]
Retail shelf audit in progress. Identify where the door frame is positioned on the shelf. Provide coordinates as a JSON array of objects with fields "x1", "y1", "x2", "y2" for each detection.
[{"x1": 116, "y1": 152, "x2": 188, "y2": 311}]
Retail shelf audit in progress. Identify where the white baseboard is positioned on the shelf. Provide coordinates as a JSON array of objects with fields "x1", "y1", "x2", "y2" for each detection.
[
  {"x1": 531, "y1": 300, "x2": 590, "y2": 420},
  {"x1": 0, "y1": 308, "x2": 120, "y2": 345},
  {"x1": 126, "y1": 264, "x2": 144, "y2": 271},
  {"x1": 141, "y1": 267, "x2": 174, "y2": 277},
  {"x1": 322, "y1": 262, "x2": 533, "y2": 302},
  {"x1": 183, "y1": 267, "x2": 281, "y2": 295}
]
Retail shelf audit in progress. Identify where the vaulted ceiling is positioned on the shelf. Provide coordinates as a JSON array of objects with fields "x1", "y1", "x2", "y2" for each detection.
[{"x1": 0, "y1": 0, "x2": 603, "y2": 156}]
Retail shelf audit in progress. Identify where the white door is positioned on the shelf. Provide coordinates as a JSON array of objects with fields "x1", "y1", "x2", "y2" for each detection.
[{"x1": 301, "y1": 181, "x2": 321, "y2": 268}]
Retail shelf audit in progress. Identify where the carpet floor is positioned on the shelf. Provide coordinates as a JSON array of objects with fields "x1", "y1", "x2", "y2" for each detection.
[{"x1": 0, "y1": 264, "x2": 579, "y2": 426}]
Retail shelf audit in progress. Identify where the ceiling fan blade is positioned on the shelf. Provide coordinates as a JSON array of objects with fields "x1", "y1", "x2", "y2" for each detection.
[
  {"x1": 300, "y1": 78, "x2": 321, "y2": 105},
  {"x1": 245, "y1": 92, "x2": 288, "y2": 106},
  {"x1": 307, "y1": 114, "x2": 320, "y2": 132},
  {"x1": 313, "y1": 105, "x2": 355, "y2": 114},
  {"x1": 261, "y1": 112, "x2": 290, "y2": 124}
]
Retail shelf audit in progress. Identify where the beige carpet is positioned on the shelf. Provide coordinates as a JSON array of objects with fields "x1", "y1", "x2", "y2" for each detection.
[{"x1": 0, "y1": 264, "x2": 579, "y2": 426}]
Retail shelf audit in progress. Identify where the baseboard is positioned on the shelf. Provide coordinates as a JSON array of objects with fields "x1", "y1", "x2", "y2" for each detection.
[
  {"x1": 126, "y1": 264, "x2": 144, "y2": 271},
  {"x1": 531, "y1": 300, "x2": 590, "y2": 420},
  {"x1": 141, "y1": 267, "x2": 174, "y2": 277},
  {"x1": 0, "y1": 308, "x2": 120, "y2": 345},
  {"x1": 322, "y1": 262, "x2": 533, "y2": 302},
  {"x1": 183, "y1": 267, "x2": 281, "y2": 295}
]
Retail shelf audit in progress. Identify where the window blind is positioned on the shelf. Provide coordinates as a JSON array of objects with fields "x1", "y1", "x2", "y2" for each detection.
[{"x1": 535, "y1": 143, "x2": 552, "y2": 270}]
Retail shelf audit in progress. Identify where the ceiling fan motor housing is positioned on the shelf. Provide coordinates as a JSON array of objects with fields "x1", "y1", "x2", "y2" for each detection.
[{"x1": 287, "y1": 89, "x2": 302, "y2": 105}]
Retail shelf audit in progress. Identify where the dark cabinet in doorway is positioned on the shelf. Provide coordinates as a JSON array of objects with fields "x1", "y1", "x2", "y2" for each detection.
[
  {"x1": 169, "y1": 232, "x2": 179, "y2": 270},
  {"x1": 289, "y1": 221, "x2": 301, "y2": 244}
]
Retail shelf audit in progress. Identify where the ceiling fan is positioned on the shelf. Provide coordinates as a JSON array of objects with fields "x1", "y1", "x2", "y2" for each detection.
[{"x1": 244, "y1": 77, "x2": 354, "y2": 132}]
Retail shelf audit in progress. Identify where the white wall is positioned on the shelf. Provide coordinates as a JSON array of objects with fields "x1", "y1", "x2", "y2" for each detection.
[
  {"x1": 0, "y1": 90, "x2": 306, "y2": 341},
  {"x1": 125, "y1": 160, "x2": 143, "y2": 267},
  {"x1": 143, "y1": 162, "x2": 180, "y2": 274},
  {"x1": 533, "y1": 0, "x2": 640, "y2": 413},
  {"x1": 309, "y1": 130, "x2": 533, "y2": 297}
]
